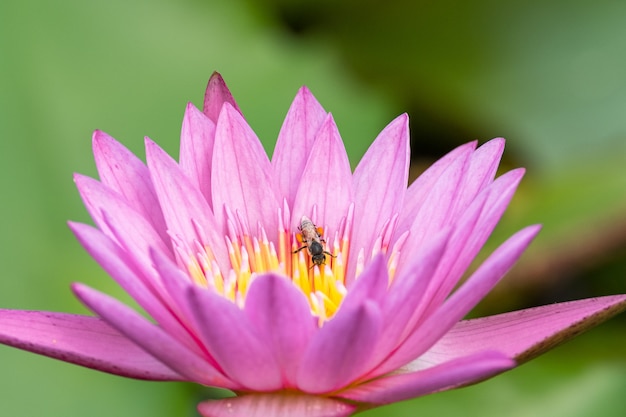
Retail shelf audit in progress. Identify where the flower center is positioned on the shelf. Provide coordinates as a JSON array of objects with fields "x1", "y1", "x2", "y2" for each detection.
[{"x1": 173, "y1": 204, "x2": 403, "y2": 324}]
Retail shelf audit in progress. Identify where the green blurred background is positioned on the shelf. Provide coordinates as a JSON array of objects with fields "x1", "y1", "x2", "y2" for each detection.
[{"x1": 1, "y1": 0, "x2": 625, "y2": 416}]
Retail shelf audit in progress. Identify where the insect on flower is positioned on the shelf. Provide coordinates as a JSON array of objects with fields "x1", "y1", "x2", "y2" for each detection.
[{"x1": 294, "y1": 216, "x2": 335, "y2": 267}]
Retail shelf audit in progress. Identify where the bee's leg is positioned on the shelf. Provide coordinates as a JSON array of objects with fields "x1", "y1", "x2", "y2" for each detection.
[
  {"x1": 323, "y1": 251, "x2": 336, "y2": 258},
  {"x1": 293, "y1": 245, "x2": 308, "y2": 254}
]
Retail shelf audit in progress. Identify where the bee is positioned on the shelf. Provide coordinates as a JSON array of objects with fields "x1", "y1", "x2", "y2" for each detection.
[{"x1": 293, "y1": 216, "x2": 335, "y2": 266}]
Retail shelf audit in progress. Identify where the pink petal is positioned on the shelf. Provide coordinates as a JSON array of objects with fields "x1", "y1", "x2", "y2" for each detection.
[
  {"x1": 349, "y1": 114, "x2": 410, "y2": 283},
  {"x1": 338, "y1": 350, "x2": 514, "y2": 404},
  {"x1": 203, "y1": 72, "x2": 242, "y2": 123},
  {"x1": 395, "y1": 143, "x2": 472, "y2": 261},
  {"x1": 74, "y1": 174, "x2": 171, "y2": 256},
  {"x1": 291, "y1": 114, "x2": 353, "y2": 233},
  {"x1": 425, "y1": 294, "x2": 626, "y2": 366},
  {"x1": 339, "y1": 254, "x2": 388, "y2": 311},
  {"x1": 144, "y1": 137, "x2": 228, "y2": 268},
  {"x1": 377, "y1": 225, "x2": 541, "y2": 374},
  {"x1": 179, "y1": 102, "x2": 217, "y2": 206},
  {"x1": 212, "y1": 104, "x2": 279, "y2": 240},
  {"x1": 448, "y1": 138, "x2": 505, "y2": 219},
  {"x1": 72, "y1": 283, "x2": 234, "y2": 389},
  {"x1": 0, "y1": 310, "x2": 181, "y2": 381},
  {"x1": 370, "y1": 230, "x2": 450, "y2": 366},
  {"x1": 243, "y1": 274, "x2": 317, "y2": 387},
  {"x1": 69, "y1": 222, "x2": 195, "y2": 347},
  {"x1": 198, "y1": 393, "x2": 356, "y2": 417},
  {"x1": 417, "y1": 168, "x2": 526, "y2": 318},
  {"x1": 272, "y1": 86, "x2": 328, "y2": 206},
  {"x1": 148, "y1": 247, "x2": 200, "y2": 326},
  {"x1": 186, "y1": 285, "x2": 283, "y2": 391},
  {"x1": 396, "y1": 141, "x2": 476, "y2": 234},
  {"x1": 297, "y1": 301, "x2": 382, "y2": 394},
  {"x1": 92, "y1": 130, "x2": 168, "y2": 243}
]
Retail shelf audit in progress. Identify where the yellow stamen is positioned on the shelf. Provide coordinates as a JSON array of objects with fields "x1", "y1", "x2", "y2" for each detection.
[{"x1": 174, "y1": 207, "x2": 405, "y2": 325}]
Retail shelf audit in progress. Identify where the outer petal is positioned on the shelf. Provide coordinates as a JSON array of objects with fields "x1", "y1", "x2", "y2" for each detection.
[
  {"x1": 0, "y1": 310, "x2": 181, "y2": 381},
  {"x1": 395, "y1": 143, "x2": 472, "y2": 259},
  {"x1": 72, "y1": 283, "x2": 234, "y2": 388},
  {"x1": 198, "y1": 393, "x2": 356, "y2": 417},
  {"x1": 338, "y1": 350, "x2": 514, "y2": 404},
  {"x1": 376, "y1": 225, "x2": 541, "y2": 375},
  {"x1": 69, "y1": 222, "x2": 195, "y2": 348},
  {"x1": 448, "y1": 138, "x2": 505, "y2": 219},
  {"x1": 186, "y1": 285, "x2": 283, "y2": 391},
  {"x1": 92, "y1": 130, "x2": 169, "y2": 243},
  {"x1": 212, "y1": 104, "x2": 279, "y2": 241},
  {"x1": 398, "y1": 168, "x2": 525, "y2": 322},
  {"x1": 74, "y1": 173, "x2": 170, "y2": 256},
  {"x1": 396, "y1": 141, "x2": 476, "y2": 234},
  {"x1": 243, "y1": 274, "x2": 317, "y2": 387},
  {"x1": 272, "y1": 86, "x2": 328, "y2": 206},
  {"x1": 421, "y1": 169, "x2": 526, "y2": 315},
  {"x1": 179, "y1": 102, "x2": 216, "y2": 205},
  {"x1": 203, "y1": 71, "x2": 242, "y2": 123},
  {"x1": 145, "y1": 138, "x2": 228, "y2": 268},
  {"x1": 297, "y1": 301, "x2": 382, "y2": 394},
  {"x1": 423, "y1": 294, "x2": 626, "y2": 366},
  {"x1": 291, "y1": 114, "x2": 353, "y2": 233},
  {"x1": 349, "y1": 114, "x2": 410, "y2": 283}
]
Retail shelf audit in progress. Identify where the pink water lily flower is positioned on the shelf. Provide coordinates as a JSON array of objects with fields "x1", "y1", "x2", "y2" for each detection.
[{"x1": 1, "y1": 73, "x2": 625, "y2": 417}]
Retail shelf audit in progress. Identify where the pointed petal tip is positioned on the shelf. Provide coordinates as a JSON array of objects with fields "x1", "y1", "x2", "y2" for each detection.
[
  {"x1": 91, "y1": 129, "x2": 107, "y2": 145},
  {"x1": 486, "y1": 137, "x2": 506, "y2": 146},
  {"x1": 204, "y1": 73, "x2": 241, "y2": 122},
  {"x1": 71, "y1": 281, "x2": 87, "y2": 296},
  {"x1": 514, "y1": 294, "x2": 626, "y2": 364},
  {"x1": 436, "y1": 294, "x2": 626, "y2": 371},
  {"x1": 209, "y1": 71, "x2": 225, "y2": 82},
  {"x1": 66, "y1": 220, "x2": 87, "y2": 234},
  {"x1": 477, "y1": 137, "x2": 506, "y2": 158},
  {"x1": 500, "y1": 166, "x2": 526, "y2": 182},
  {"x1": 185, "y1": 101, "x2": 196, "y2": 112},
  {"x1": 385, "y1": 113, "x2": 409, "y2": 132},
  {"x1": 293, "y1": 85, "x2": 325, "y2": 110},
  {"x1": 144, "y1": 135, "x2": 155, "y2": 148},
  {"x1": 297, "y1": 85, "x2": 313, "y2": 95}
]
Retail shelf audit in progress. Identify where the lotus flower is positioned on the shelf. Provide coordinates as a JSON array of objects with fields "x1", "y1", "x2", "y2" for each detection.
[{"x1": 1, "y1": 73, "x2": 625, "y2": 417}]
